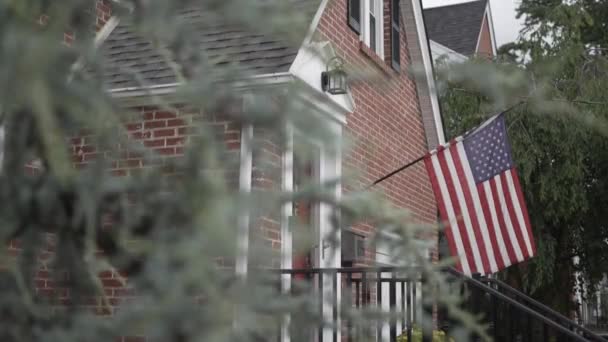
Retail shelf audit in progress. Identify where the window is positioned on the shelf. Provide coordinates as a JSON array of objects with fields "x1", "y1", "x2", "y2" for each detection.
[
  {"x1": 347, "y1": 0, "x2": 361, "y2": 33},
  {"x1": 368, "y1": 0, "x2": 378, "y2": 52},
  {"x1": 348, "y1": 0, "x2": 383, "y2": 58},
  {"x1": 390, "y1": 0, "x2": 401, "y2": 70},
  {"x1": 364, "y1": 0, "x2": 383, "y2": 57}
]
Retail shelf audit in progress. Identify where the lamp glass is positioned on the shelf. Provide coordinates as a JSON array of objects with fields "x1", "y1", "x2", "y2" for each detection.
[
  {"x1": 322, "y1": 57, "x2": 348, "y2": 95},
  {"x1": 328, "y1": 69, "x2": 347, "y2": 95}
]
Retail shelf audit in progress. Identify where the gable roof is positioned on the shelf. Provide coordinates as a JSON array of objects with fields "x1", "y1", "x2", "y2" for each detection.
[
  {"x1": 101, "y1": 2, "x2": 319, "y2": 90},
  {"x1": 423, "y1": 0, "x2": 488, "y2": 56}
]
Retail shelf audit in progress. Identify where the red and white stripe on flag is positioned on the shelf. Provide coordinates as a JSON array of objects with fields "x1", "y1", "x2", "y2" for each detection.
[{"x1": 424, "y1": 115, "x2": 536, "y2": 275}]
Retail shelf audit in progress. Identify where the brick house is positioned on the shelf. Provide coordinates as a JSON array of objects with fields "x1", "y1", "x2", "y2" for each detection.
[
  {"x1": 94, "y1": 0, "x2": 443, "y2": 271},
  {"x1": 12, "y1": 0, "x2": 446, "y2": 341},
  {"x1": 423, "y1": 0, "x2": 497, "y2": 62}
]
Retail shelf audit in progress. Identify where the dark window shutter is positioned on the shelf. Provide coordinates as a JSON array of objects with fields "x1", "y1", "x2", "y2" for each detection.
[
  {"x1": 348, "y1": 0, "x2": 361, "y2": 34},
  {"x1": 391, "y1": 0, "x2": 401, "y2": 71}
]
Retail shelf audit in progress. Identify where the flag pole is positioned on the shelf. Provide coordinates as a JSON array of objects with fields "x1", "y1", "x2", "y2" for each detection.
[
  {"x1": 369, "y1": 155, "x2": 425, "y2": 188},
  {"x1": 368, "y1": 101, "x2": 526, "y2": 189}
]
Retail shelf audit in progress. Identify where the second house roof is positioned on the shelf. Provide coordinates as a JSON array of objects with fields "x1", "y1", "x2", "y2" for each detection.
[{"x1": 423, "y1": 0, "x2": 488, "y2": 56}]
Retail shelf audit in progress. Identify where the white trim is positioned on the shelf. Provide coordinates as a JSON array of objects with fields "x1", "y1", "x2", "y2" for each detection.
[
  {"x1": 110, "y1": 82, "x2": 182, "y2": 98},
  {"x1": 362, "y1": 0, "x2": 385, "y2": 58},
  {"x1": 236, "y1": 120, "x2": 253, "y2": 277},
  {"x1": 95, "y1": 16, "x2": 120, "y2": 48},
  {"x1": 474, "y1": 12, "x2": 486, "y2": 55},
  {"x1": 474, "y1": 4, "x2": 497, "y2": 56},
  {"x1": 110, "y1": 72, "x2": 295, "y2": 97},
  {"x1": 280, "y1": 124, "x2": 294, "y2": 342},
  {"x1": 430, "y1": 40, "x2": 467, "y2": 64},
  {"x1": 409, "y1": 0, "x2": 446, "y2": 144},
  {"x1": 68, "y1": 15, "x2": 120, "y2": 83},
  {"x1": 281, "y1": 124, "x2": 294, "y2": 270},
  {"x1": 302, "y1": 0, "x2": 329, "y2": 45},
  {"x1": 293, "y1": 88, "x2": 349, "y2": 125},
  {"x1": 289, "y1": 41, "x2": 355, "y2": 120},
  {"x1": 0, "y1": 126, "x2": 4, "y2": 172},
  {"x1": 485, "y1": 3, "x2": 498, "y2": 55},
  {"x1": 317, "y1": 124, "x2": 342, "y2": 342},
  {"x1": 230, "y1": 73, "x2": 296, "y2": 89}
]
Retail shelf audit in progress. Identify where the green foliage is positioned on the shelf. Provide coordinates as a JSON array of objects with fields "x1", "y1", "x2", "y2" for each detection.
[
  {"x1": 517, "y1": 0, "x2": 608, "y2": 57},
  {"x1": 0, "y1": 1, "x2": 486, "y2": 341},
  {"x1": 436, "y1": 0, "x2": 608, "y2": 314}
]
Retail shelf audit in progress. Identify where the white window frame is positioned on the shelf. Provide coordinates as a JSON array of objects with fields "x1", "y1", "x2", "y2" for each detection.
[{"x1": 362, "y1": 0, "x2": 385, "y2": 58}]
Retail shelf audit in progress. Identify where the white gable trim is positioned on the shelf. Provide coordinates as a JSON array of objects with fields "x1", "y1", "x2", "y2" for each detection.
[
  {"x1": 303, "y1": 0, "x2": 330, "y2": 45},
  {"x1": 95, "y1": 16, "x2": 120, "y2": 48},
  {"x1": 288, "y1": 40, "x2": 355, "y2": 121},
  {"x1": 485, "y1": 2, "x2": 498, "y2": 55},
  {"x1": 474, "y1": 3, "x2": 497, "y2": 56}
]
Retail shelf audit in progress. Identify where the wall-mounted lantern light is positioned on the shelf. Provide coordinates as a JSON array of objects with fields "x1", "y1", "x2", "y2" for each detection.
[{"x1": 321, "y1": 56, "x2": 347, "y2": 95}]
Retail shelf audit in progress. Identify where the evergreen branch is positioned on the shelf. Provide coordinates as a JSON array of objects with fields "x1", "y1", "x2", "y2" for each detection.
[{"x1": 449, "y1": 86, "x2": 608, "y2": 106}]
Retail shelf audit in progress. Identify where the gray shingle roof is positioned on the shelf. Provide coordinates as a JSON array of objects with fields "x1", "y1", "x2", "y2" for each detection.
[
  {"x1": 423, "y1": 0, "x2": 487, "y2": 56},
  {"x1": 102, "y1": 4, "x2": 319, "y2": 90}
]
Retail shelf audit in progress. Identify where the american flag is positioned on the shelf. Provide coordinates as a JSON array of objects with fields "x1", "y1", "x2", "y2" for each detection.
[{"x1": 424, "y1": 114, "x2": 536, "y2": 275}]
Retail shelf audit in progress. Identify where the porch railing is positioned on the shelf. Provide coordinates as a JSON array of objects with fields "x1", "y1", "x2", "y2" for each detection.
[
  {"x1": 475, "y1": 274, "x2": 607, "y2": 342},
  {"x1": 275, "y1": 266, "x2": 607, "y2": 342},
  {"x1": 278, "y1": 266, "x2": 426, "y2": 342}
]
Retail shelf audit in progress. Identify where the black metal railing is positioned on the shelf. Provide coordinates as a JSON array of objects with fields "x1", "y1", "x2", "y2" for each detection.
[
  {"x1": 443, "y1": 268, "x2": 606, "y2": 342},
  {"x1": 276, "y1": 266, "x2": 606, "y2": 342},
  {"x1": 476, "y1": 274, "x2": 607, "y2": 342}
]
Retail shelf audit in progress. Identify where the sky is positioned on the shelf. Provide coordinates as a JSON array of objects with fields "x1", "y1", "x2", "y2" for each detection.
[{"x1": 422, "y1": 0, "x2": 524, "y2": 47}]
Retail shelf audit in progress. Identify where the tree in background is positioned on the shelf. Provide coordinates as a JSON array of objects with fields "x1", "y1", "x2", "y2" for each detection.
[
  {"x1": 437, "y1": 0, "x2": 608, "y2": 315},
  {"x1": 0, "y1": 1, "x2": 483, "y2": 341}
]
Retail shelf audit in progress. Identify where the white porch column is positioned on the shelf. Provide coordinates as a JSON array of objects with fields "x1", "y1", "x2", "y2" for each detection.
[
  {"x1": 281, "y1": 124, "x2": 294, "y2": 342},
  {"x1": 236, "y1": 122, "x2": 253, "y2": 277},
  {"x1": 318, "y1": 124, "x2": 342, "y2": 342}
]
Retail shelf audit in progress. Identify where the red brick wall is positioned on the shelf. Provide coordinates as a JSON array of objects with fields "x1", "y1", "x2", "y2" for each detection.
[
  {"x1": 251, "y1": 126, "x2": 283, "y2": 267},
  {"x1": 71, "y1": 106, "x2": 241, "y2": 183},
  {"x1": 317, "y1": 0, "x2": 437, "y2": 264},
  {"x1": 5, "y1": 105, "x2": 242, "y2": 342},
  {"x1": 476, "y1": 13, "x2": 494, "y2": 58},
  {"x1": 96, "y1": 0, "x2": 112, "y2": 31}
]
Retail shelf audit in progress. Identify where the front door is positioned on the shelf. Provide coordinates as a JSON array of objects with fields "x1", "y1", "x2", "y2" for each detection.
[{"x1": 292, "y1": 154, "x2": 315, "y2": 280}]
